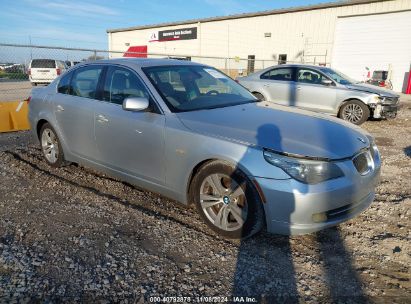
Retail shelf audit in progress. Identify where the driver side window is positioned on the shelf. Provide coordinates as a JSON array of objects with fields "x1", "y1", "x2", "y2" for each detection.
[
  {"x1": 102, "y1": 66, "x2": 149, "y2": 105},
  {"x1": 297, "y1": 69, "x2": 327, "y2": 85}
]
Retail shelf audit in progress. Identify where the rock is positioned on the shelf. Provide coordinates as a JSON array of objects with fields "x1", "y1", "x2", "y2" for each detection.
[{"x1": 393, "y1": 246, "x2": 401, "y2": 253}]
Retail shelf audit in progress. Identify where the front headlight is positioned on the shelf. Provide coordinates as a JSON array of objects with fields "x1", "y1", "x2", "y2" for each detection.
[
  {"x1": 263, "y1": 150, "x2": 344, "y2": 184},
  {"x1": 372, "y1": 95, "x2": 384, "y2": 103},
  {"x1": 368, "y1": 137, "x2": 380, "y2": 162}
]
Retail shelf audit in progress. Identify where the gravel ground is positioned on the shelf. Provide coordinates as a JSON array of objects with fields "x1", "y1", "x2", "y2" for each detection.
[{"x1": 0, "y1": 98, "x2": 410, "y2": 303}]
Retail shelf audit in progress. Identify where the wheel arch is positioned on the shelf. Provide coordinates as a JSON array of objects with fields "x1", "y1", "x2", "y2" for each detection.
[
  {"x1": 185, "y1": 157, "x2": 259, "y2": 206},
  {"x1": 35, "y1": 118, "x2": 71, "y2": 162},
  {"x1": 186, "y1": 158, "x2": 218, "y2": 206},
  {"x1": 36, "y1": 119, "x2": 49, "y2": 139},
  {"x1": 251, "y1": 91, "x2": 266, "y2": 100},
  {"x1": 337, "y1": 98, "x2": 368, "y2": 117}
]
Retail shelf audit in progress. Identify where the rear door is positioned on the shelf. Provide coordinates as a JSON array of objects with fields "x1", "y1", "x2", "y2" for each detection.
[
  {"x1": 295, "y1": 68, "x2": 337, "y2": 113},
  {"x1": 94, "y1": 65, "x2": 166, "y2": 184},
  {"x1": 30, "y1": 59, "x2": 57, "y2": 83},
  {"x1": 258, "y1": 67, "x2": 297, "y2": 106},
  {"x1": 54, "y1": 65, "x2": 103, "y2": 160}
]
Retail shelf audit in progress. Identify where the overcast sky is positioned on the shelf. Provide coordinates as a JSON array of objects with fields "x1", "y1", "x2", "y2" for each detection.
[{"x1": 0, "y1": 0, "x2": 333, "y2": 49}]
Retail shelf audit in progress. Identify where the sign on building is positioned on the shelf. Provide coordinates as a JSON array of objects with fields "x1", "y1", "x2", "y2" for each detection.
[{"x1": 158, "y1": 27, "x2": 197, "y2": 42}]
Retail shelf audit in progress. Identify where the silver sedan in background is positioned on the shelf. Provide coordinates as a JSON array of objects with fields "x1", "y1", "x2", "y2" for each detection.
[
  {"x1": 237, "y1": 64, "x2": 400, "y2": 125},
  {"x1": 29, "y1": 59, "x2": 381, "y2": 239}
]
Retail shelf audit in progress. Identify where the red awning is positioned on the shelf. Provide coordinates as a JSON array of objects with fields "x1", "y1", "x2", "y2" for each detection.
[{"x1": 123, "y1": 46, "x2": 147, "y2": 58}]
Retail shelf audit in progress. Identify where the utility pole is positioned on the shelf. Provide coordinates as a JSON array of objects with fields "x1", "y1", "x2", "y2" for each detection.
[{"x1": 29, "y1": 35, "x2": 33, "y2": 60}]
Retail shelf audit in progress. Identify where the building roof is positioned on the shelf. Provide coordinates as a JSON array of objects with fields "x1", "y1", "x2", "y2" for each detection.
[
  {"x1": 78, "y1": 58, "x2": 203, "y2": 68},
  {"x1": 107, "y1": 0, "x2": 391, "y2": 33}
]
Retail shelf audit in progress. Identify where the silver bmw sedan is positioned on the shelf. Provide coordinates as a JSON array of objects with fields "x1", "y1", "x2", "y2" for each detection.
[{"x1": 28, "y1": 58, "x2": 381, "y2": 239}]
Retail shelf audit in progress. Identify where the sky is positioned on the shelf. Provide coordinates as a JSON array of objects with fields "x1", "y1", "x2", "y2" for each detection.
[{"x1": 0, "y1": 0, "x2": 334, "y2": 50}]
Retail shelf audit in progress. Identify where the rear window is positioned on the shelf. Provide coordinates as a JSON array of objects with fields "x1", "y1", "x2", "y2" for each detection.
[
  {"x1": 31, "y1": 59, "x2": 56, "y2": 68},
  {"x1": 71, "y1": 66, "x2": 103, "y2": 99}
]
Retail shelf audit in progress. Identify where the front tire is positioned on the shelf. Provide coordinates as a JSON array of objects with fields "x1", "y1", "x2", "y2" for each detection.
[
  {"x1": 339, "y1": 100, "x2": 370, "y2": 125},
  {"x1": 191, "y1": 161, "x2": 264, "y2": 239},
  {"x1": 39, "y1": 123, "x2": 65, "y2": 167}
]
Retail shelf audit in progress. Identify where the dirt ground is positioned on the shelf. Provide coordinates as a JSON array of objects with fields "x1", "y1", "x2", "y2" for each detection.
[{"x1": 0, "y1": 98, "x2": 410, "y2": 303}]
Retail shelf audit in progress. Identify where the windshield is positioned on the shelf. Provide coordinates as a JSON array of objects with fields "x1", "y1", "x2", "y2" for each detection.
[
  {"x1": 320, "y1": 67, "x2": 358, "y2": 85},
  {"x1": 143, "y1": 65, "x2": 257, "y2": 112}
]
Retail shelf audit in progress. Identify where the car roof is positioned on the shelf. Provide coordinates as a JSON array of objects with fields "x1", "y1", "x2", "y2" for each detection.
[
  {"x1": 248, "y1": 63, "x2": 328, "y2": 76},
  {"x1": 77, "y1": 58, "x2": 204, "y2": 69},
  {"x1": 267, "y1": 63, "x2": 327, "y2": 69}
]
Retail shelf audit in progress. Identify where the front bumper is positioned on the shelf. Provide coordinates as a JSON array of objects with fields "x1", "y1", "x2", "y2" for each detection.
[
  {"x1": 371, "y1": 102, "x2": 400, "y2": 119},
  {"x1": 256, "y1": 157, "x2": 381, "y2": 235},
  {"x1": 380, "y1": 104, "x2": 400, "y2": 118}
]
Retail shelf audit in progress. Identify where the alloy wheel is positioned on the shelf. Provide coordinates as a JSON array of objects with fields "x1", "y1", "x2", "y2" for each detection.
[
  {"x1": 41, "y1": 128, "x2": 59, "y2": 164},
  {"x1": 199, "y1": 173, "x2": 248, "y2": 231},
  {"x1": 342, "y1": 103, "x2": 364, "y2": 124}
]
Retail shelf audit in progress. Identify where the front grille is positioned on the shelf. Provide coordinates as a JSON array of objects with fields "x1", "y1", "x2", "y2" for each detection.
[
  {"x1": 383, "y1": 97, "x2": 399, "y2": 105},
  {"x1": 353, "y1": 151, "x2": 373, "y2": 175}
]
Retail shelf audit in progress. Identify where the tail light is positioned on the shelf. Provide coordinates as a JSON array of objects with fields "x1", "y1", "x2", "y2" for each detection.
[
  {"x1": 56, "y1": 68, "x2": 61, "y2": 75},
  {"x1": 28, "y1": 68, "x2": 31, "y2": 76},
  {"x1": 25, "y1": 96, "x2": 32, "y2": 104},
  {"x1": 379, "y1": 81, "x2": 385, "y2": 87}
]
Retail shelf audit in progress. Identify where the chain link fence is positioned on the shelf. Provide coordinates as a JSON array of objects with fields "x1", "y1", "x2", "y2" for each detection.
[{"x1": 0, "y1": 43, "x2": 325, "y2": 102}]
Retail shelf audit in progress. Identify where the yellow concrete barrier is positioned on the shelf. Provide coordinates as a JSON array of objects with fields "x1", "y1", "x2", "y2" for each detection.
[{"x1": 0, "y1": 100, "x2": 30, "y2": 133}]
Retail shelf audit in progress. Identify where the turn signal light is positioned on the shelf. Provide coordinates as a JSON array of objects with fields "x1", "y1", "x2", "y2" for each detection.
[{"x1": 312, "y1": 212, "x2": 327, "y2": 223}]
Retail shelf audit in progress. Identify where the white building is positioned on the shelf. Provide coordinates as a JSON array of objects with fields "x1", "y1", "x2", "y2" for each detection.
[{"x1": 107, "y1": 0, "x2": 411, "y2": 92}]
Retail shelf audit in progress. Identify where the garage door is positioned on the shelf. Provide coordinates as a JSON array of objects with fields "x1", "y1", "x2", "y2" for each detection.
[{"x1": 332, "y1": 10, "x2": 411, "y2": 92}]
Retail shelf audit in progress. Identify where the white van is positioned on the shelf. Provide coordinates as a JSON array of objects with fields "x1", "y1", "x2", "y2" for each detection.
[{"x1": 28, "y1": 59, "x2": 67, "y2": 86}]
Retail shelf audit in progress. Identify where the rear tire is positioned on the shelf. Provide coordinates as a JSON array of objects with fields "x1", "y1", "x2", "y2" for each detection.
[
  {"x1": 339, "y1": 100, "x2": 370, "y2": 125},
  {"x1": 191, "y1": 161, "x2": 264, "y2": 239},
  {"x1": 39, "y1": 123, "x2": 65, "y2": 167},
  {"x1": 252, "y1": 92, "x2": 265, "y2": 101}
]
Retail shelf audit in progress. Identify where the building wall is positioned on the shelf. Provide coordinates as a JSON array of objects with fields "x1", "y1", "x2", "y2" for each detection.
[
  {"x1": 108, "y1": 0, "x2": 411, "y2": 87},
  {"x1": 109, "y1": 0, "x2": 410, "y2": 61},
  {"x1": 332, "y1": 10, "x2": 411, "y2": 91}
]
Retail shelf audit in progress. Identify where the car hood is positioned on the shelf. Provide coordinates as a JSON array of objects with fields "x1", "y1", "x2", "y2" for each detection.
[
  {"x1": 345, "y1": 83, "x2": 398, "y2": 97},
  {"x1": 177, "y1": 102, "x2": 371, "y2": 160}
]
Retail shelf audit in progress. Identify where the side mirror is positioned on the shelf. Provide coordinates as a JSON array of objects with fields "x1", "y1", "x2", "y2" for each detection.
[
  {"x1": 321, "y1": 79, "x2": 334, "y2": 86},
  {"x1": 122, "y1": 97, "x2": 149, "y2": 112}
]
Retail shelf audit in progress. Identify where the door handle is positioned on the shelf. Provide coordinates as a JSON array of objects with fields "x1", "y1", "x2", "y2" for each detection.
[
  {"x1": 56, "y1": 105, "x2": 64, "y2": 112},
  {"x1": 96, "y1": 114, "x2": 109, "y2": 123},
  {"x1": 296, "y1": 86, "x2": 302, "y2": 90}
]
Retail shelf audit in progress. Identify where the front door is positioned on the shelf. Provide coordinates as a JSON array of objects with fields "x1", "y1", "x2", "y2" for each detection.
[
  {"x1": 94, "y1": 66, "x2": 166, "y2": 185},
  {"x1": 295, "y1": 68, "x2": 337, "y2": 114}
]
